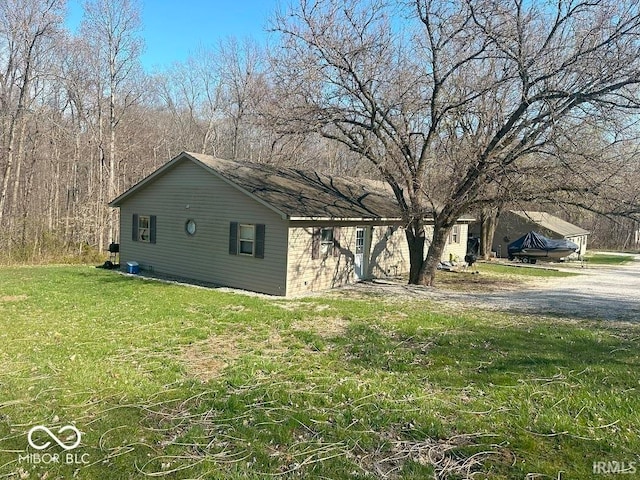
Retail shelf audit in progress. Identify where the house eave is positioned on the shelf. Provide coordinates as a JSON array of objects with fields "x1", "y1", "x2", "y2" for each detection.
[
  {"x1": 289, "y1": 216, "x2": 402, "y2": 223},
  {"x1": 288, "y1": 215, "x2": 476, "y2": 224}
]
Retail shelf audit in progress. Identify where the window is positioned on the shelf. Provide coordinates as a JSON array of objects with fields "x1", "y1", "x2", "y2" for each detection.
[
  {"x1": 228, "y1": 222, "x2": 265, "y2": 258},
  {"x1": 320, "y1": 228, "x2": 334, "y2": 255},
  {"x1": 449, "y1": 225, "x2": 460, "y2": 244},
  {"x1": 355, "y1": 228, "x2": 365, "y2": 255},
  {"x1": 312, "y1": 226, "x2": 340, "y2": 259},
  {"x1": 138, "y1": 216, "x2": 150, "y2": 242},
  {"x1": 132, "y1": 214, "x2": 156, "y2": 243},
  {"x1": 239, "y1": 224, "x2": 255, "y2": 255}
]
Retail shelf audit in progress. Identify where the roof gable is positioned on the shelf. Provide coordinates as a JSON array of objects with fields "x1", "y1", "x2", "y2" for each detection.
[{"x1": 510, "y1": 210, "x2": 590, "y2": 237}]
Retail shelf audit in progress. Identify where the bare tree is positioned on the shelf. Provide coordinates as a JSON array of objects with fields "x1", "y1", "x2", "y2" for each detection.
[
  {"x1": 155, "y1": 49, "x2": 225, "y2": 156},
  {"x1": 270, "y1": 0, "x2": 640, "y2": 285},
  {"x1": 80, "y1": 0, "x2": 144, "y2": 248},
  {"x1": 0, "y1": 0, "x2": 64, "y2": 231},
  {"x1": 217, "y1": 37, "x2": 266, "y2": 161}
]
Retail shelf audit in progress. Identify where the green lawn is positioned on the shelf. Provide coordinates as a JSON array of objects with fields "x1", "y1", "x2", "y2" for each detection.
[
  {"x1": 584, "y1": 253, "x2": 636, "y2": 265},
  {"x1": 0, "y1": 266, "x2": 638, "y2": 479}
]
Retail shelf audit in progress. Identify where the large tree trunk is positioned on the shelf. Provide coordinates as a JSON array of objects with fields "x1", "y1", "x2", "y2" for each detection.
[
  {"x1": 479, "y1": 206, "x2": 501, "y2": 260},
  {"x1": 405, "y1": 219, "x2": 426, "y2": 284},
  {"x1": 405, "y1": 219, "x2": 453, "y2": 287},
  {"x1": 418, "y1": 223, "x2": 451, "y2": 286}
]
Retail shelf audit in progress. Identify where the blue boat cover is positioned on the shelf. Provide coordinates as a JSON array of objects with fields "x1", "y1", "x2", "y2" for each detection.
[{"x1": 508, "y1": 231, "x2": 578, "y2": 255}]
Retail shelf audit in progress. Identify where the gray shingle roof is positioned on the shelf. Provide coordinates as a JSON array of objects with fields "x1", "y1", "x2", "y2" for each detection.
[
  {"x1": 110, "y1": 152, "x2": 405, "y2": 220},
  {"x1": 191, "y1": 153, "x2": 404, "y2": 219},
  {"x1": 510, "y1": 210, "x2": 590, "y2": 237}
]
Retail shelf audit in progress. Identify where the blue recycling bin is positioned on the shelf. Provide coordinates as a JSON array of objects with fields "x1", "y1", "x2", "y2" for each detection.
[{"x1": 126, "y1": 261, "x2": 140, "y2": 274}]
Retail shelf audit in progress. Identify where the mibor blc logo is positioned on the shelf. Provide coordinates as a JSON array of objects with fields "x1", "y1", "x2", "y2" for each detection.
[
  {"x1": 27, "y1": 425, "x2": 82, "y2": 451},
  {"x1": 19, "y1": 424, "x2": 89, "y2": 465}
]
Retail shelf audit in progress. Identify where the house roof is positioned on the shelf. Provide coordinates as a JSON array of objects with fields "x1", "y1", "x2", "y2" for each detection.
[
  {"x1": 509, "y1": 210, "x2": 590, "y2": 237},
  {"x1": 110, "y1": 151, "x2": 474, "y2": 222}
]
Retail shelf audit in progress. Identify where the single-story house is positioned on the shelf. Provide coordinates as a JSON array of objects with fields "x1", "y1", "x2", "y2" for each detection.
[
  {"x1": 479, "y1": 210, "x2": 590, "y2": 259},
  {"x1": 109, "y1": 151, "x2": 473, "y2": 296}
]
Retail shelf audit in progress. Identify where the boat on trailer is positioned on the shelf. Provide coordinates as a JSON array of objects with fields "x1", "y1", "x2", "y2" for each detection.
[{"x1": 507, "y1": 231, "x2": 578, "y2": 264}]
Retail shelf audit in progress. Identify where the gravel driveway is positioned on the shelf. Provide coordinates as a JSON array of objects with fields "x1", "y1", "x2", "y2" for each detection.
[
  {"x1": 462, "y1": 255, "x2": 640, "y2": 321},
  {"x1": 342, "y1": 254, "x2": 640, "y2": 322}
]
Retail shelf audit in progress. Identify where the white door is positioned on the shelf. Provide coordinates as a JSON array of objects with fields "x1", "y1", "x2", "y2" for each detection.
[{"x1": 354, "y1": 227, "x2": 366, "y2": 279}]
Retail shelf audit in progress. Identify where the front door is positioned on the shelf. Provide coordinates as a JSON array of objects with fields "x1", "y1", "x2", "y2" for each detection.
[{"x1": 354, "y1": 227, "x2": 366, "y2": 280}]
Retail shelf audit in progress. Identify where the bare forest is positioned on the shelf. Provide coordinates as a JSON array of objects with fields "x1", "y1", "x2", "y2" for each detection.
[
  {"x1": 0, "y1": 0, "x2": 358, "y2": 263},
  {"x1": 1, "y1": 0, "x2": 639, "y2": 272}
]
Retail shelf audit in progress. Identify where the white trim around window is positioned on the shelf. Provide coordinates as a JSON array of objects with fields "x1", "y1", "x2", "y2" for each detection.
[
  {"x1": 138, "y1": 215, "x2": 151, "y2": 243},
  {"x1": 320, "y1": 227, "x2": 334, "y2": 255},
  {"x1": 238, "y1": 224, "x2": 255, "y2": 255},
  {"x1": 449, "y1": 225, "x2": 460, "y2": 244}
]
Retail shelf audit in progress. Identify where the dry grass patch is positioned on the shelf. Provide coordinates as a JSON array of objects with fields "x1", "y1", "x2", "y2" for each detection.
[
  {"x1": 356, "y1": 433, "x2": 509, "y2": 479},
  {"x1": 290, "y1": 316, "x2": 349, "y2": 338},
  {"x1": 181, "y1": 328, "x2": 290, "y2": 381},
  {"x1": 272, "y1": 301, "x2": 333, "y2": 312},
  {"x1": 181, "y1": 336, "x2": 241, "y2": 381},
  {"x1": 224, "y1": 304, "x2": 248, "y2": 312},
  {"x1": 0, "y1": 294, "x2": 28, "y2": 302},
  {"x1": 271, "y1": 301, "x2": 308, "y2": 311}
]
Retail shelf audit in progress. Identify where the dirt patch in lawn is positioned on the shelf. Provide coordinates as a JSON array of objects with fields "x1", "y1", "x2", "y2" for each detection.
[
  {"x1": 181, "y1": 328, "x2": 289, "y2": 381},
  {"x1": 181, "y1": 336, "x2": 241, "y2": 381}
]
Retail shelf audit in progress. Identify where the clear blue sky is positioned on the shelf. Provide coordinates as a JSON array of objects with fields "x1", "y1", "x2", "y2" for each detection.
[{"x1": 66, "y1": 0, "x2": 281, "y2": 71}]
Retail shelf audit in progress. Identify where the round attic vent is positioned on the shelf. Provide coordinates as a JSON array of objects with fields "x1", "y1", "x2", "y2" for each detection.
[{"x1": 185, "y1": 219, "x2": 197, "y2": 236}]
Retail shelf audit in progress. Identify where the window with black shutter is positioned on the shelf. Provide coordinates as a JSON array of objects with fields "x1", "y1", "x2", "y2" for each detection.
[
  {"x1": 312, "y1": 227, "x2": 338, "y2": 259},
  {"x1": 133, "y1": 214, "x2": 156, "y2": 243},
  {"x1": 229, "y1": 222, "x2": 265, "y2": 258},
  {"x1": 255, "y1": 224, "x2": 265, "y2": 258}
]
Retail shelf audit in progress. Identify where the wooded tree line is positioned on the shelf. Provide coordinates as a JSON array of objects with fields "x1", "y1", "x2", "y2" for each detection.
[
  {"x1": 0, "y1": 0, "x2": 354, "y2": 262},
  {"x1": 1, "y1": 0, "x2": 639, "y2": 280}
]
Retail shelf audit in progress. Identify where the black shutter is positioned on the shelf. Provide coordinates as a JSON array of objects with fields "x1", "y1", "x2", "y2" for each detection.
[
  {"x1": 255, "y1": 224, "x2": 265, "y2": 259},
  {"x1": 333, "y1": 227, "x2": 341, "y2": 257},
  {"x1": 311, "y1": 227, "x2": 320, "y2": 260},
  {"x1": 150, "y1": 215, "x2": 157, "y2": 244},
  {"x1": 132, "y1": 214, "x2": 139, "y2": 241},
  {"x1": 229, "y1": 222, "x2": 238, "y2": 255}
]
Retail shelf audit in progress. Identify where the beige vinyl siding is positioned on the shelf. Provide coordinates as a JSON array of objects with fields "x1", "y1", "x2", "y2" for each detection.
[
  {"x1": 567, "y1": 234, "x2": 588, "y2": 257},
  {"x1": 367, "y1": 225, "x2": 410, "y2": 277},
  {"x1": 440, "y1": 223, "x2": 469, "y2": 261},
  {"x1": 286, "y1": 224, "x2": 355, "y2": 296},
  {"x1": 285, "y1": 223, "x2": 411, "y2": 296},
  {"x1": 118, "y1": 160, "x2": 288, "y2": 295}
]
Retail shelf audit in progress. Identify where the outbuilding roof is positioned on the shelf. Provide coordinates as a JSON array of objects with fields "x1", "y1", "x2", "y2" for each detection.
[{"x1": 510, "y1": 210, "x2": 590, "y2": 237}]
